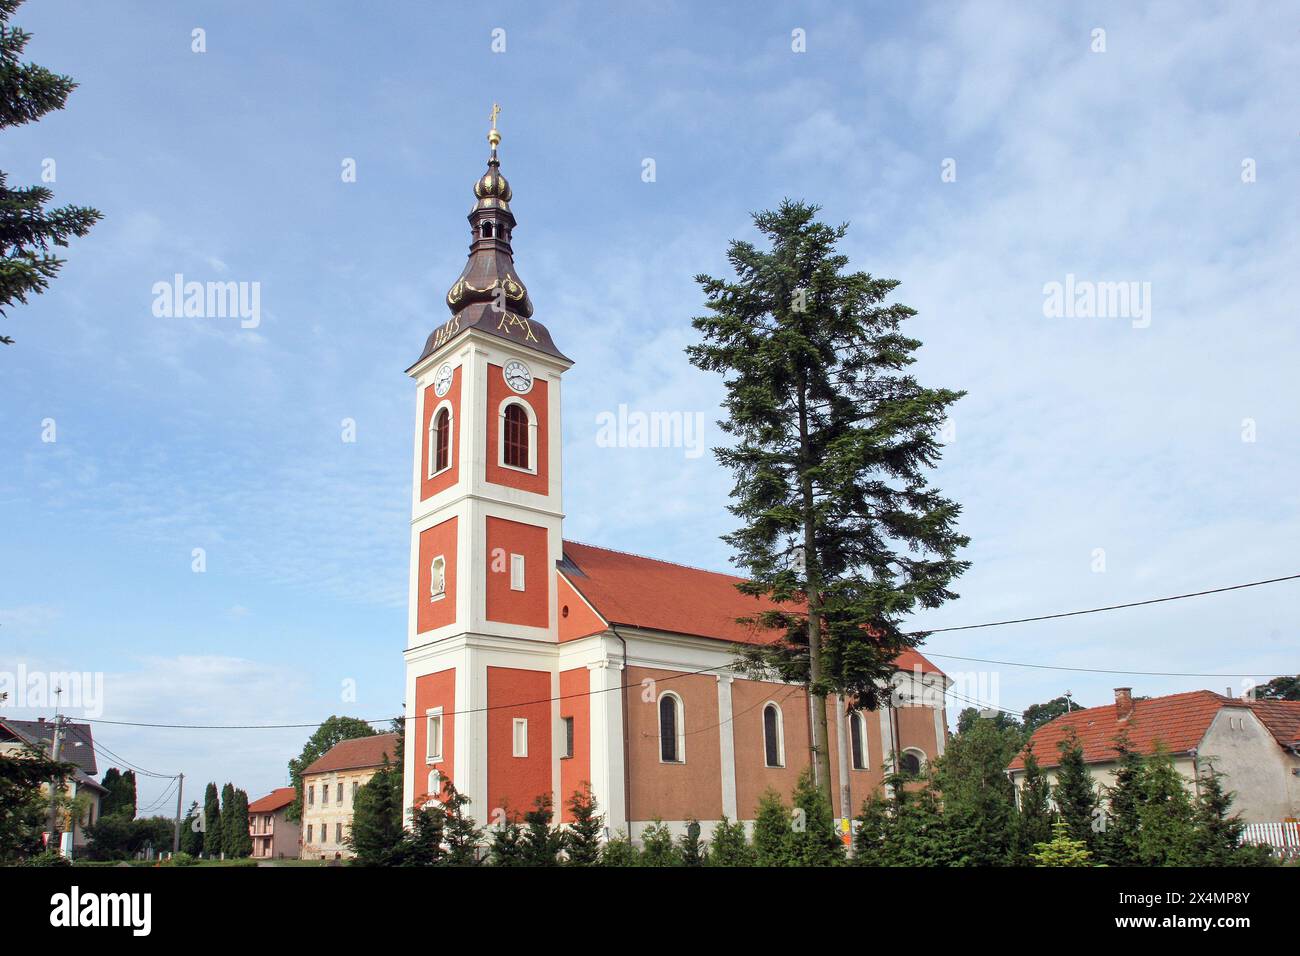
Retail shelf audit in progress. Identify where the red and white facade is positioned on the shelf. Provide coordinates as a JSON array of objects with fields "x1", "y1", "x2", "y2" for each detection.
[{"x1": 402, "y1": 131, "x2": 949, "y2": 838}]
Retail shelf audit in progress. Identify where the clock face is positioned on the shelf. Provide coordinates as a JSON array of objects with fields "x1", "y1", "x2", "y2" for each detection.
[
  {"x1": 503, "y1": 360, "x2": 532, "y2": 394},
  {"x1": 433, "y1": 364, "x2": 454, "y2": 397}
]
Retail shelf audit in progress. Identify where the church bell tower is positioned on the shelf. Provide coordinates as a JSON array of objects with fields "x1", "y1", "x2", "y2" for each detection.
[{"x1": 402, "y1": 108, "x2": 572, "y2": 822}]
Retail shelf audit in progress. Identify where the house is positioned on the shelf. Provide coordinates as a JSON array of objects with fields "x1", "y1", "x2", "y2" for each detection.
[
  {"x1": 0, "y1": 717, "x2": 107, "y2": 855},
  {"x1": 1007, "y1": 687, "x2": 1300, "y2": 823},
  {"x1": 300, "y1": 733, "x2": 398, "y2": 860},
  {"x1": 399, "y1": 121, "x2": 950, "y2": 841},
  {"x1": 247, "y1": 786, "x2": 300, "y2": 859}
]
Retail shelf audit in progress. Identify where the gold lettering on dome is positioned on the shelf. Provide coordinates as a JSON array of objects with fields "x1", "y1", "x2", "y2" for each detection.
[
  {"x1": 432, "y1": 315, "x2": 461, "y2": 350},
  {"x1": 496, "y1": 313, "x2": 538, "y2": 343}
]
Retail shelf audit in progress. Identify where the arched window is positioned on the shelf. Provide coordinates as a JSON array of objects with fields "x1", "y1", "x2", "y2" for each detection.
[
  {"x1": 658, "y1": 692, "x2": 683, "y2": 763},
  {"x1": 503, "y1": 402, "x2": 529, "y2": 469},
  {"x1": 433, "y1": 407, "x2": 451, "y2": 473},
  {"x1": 899, "y1": 749, "x2": 923, "y2": 778},
  {"x1": 763, "y1": 703, "x2": 785, "y2": 768},
  {"x1": 481, "y1": 221, "x2": 494, "y2": 239},
  {"x1": 427, "y1": 769, "x2": 441, "y2": 802},
  {"x1": 850, "y1": 711, "x2": 868, "y2": 770}
]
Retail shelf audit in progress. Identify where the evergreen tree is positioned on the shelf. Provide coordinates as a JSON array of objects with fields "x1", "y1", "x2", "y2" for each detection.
[
  {"x1": 179, "y1": 801, "x2": 203, "y2": 857},
  {"x1": 1031, "y1": 818, "x2": 1092, "y2": 867},
  {"x1": 286, "y1": 716, "x2": 377, "y2": 822},
  {"x1": 564, "y1": 783, "x2": 604, "y2": 866},
  {"x1": 707, "y1": 816, "x2": 755, "y2": 866},
  {"x1": 752, "y1": 789, "x2": 793, "y2": 866},
  {"x1": 933, "y1": 718, "x2": 1019, "y2": 866},
  {"x1": 599, "y1": 830, "x2": 641, "y2": 867},
  {"x1": 1052, "y1": 730, "x2": 1098, "y2": 848},
  {"x1": 688, "y1": 200, "x2": 969, "y2": 802},
  {"x1": 346, "y1": 760, "x2": 403, "y2": 866},
  {"x1": 439, "y1": 781, "x2": 483, "y2": 866},
  {"x1": 639, "y1": 819, "x2": 678, "y2": 867},
  {"x1": 851, "y1": 793, "x2": 892, "y2": 866},
  {"x1": 0, "y1": 737, "x2": 74, "y2": 862},
  {"x1": 1135, "y1": 748, "x2": 1195, "y2": 865},
  {"x1": 787, "y1": 768, "x2": 843, "y2": 865},
  {"x1": 396, "y1": 803, "x2": 446, "y2": 867},
  {"x1": 677, "y1": 819, "x2": 705, "y2": 866},
  {"x1": 227, "y1": 789, "x2": 252, "y2": 858},
  {"x1": 0, "y1": 0, "x2": 102, "y2": 347},
  {"x1": 1187, "y1": 768, "x2": 1272, "y2": 867},
  {"x1": 202, "y1": 782, "x2": 222, "y2": 859},
  {"x1": 1015, "y1": 743, "x2": 1053, "y2": 862},
  {"x1": 220, "y1": 782, "x2": 238, "y2": 858},
  {"x1": 1022, "y1": 697, "x2": 1073, "y2": 733},
  {"x1": 519, "y1": 795, "x2": 563, "y2": 866},
  {"x1": 1097, "y1": 731, "x2": 1144, "y2": 867},
  {"x1": 99, "y1": 768, "x2": 137, "y2": 819},
  {"x1": 488, "y1": 812, "x2": 525, "y2": 867}
]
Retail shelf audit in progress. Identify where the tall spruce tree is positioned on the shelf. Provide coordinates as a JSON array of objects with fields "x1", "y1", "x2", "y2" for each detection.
[
  {"x1": 751, "y1": 789, "x2": 793, "y2": 866},
  {"x1": 227, "y1": 789, "x2": 252, "y2": 858},
  {"x1": 787, "y1": 768, "x2": 843, "y2": 866},
  {"x1": 438, "y1": 781, "x2": 484, "y2": 866},
  {"x1": 1136, "y1": 748, "x2": 1195, "y2": 865},
  {"x1": 519, "y1": 795, "x2": 563, "y2": 866},
  {"x1": 1098, "y1": 731, "x2": 1144, "y2": 866},
  {"x1": 220, "y1": 783, "x2": 238, "y2": 858},
  {"x1": 179, "y1": 801, "x2": 203, "y2": 856},
  {"x1": 688, "y1": 200, "x2": 969, "y2": 800},
  {"x1": 1016, "y1": 743, "x2": 1053, "y2": 862},
  {"x1": 0, "y1": 0, "x2": 101, "y2": 346},
  {"x1": 1052, "y1": 730, "x2": 1098, "y2": 848},
  {"x1": 934, "y1": 716, "x2": 1020, "y2": 865},
  {"x1": 346, "y1": 760, "x2": 403, "y2": 866},
  {"x1": 201, "y1": 782, "x2": 222, "y2": 858}
]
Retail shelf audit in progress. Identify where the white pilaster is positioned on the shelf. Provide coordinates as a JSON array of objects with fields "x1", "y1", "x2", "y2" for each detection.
[{"x1": 716, "y1": 674, "x2": 737, "y2": 819}]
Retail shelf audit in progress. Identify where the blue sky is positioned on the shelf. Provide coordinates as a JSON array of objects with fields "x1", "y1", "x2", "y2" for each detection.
[{"x1": 1, "y1": 1, "x2": 1296, "y2": 812}]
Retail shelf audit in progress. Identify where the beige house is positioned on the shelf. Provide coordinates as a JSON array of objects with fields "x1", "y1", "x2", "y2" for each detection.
[
  {"x1": 1008, "y1": 688, "x2": 1300, "y2": 824},
  {"x1": 0, "y1": 717, "x2": 106, "y2": 856},
  {"x1": 300, "y1": 733, "x2": 398, "y2": 860},
  {"x1": 247, "y1": 787, "x2": 300, "y2": 859}
]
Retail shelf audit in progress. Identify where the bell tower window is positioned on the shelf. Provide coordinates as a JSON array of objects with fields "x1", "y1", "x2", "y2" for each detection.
[
  {"x1": 481, "y1": 221, "x2": 494, "y2": 239},
  {"x1": 503, "y1": 402, "x2": 530, "y2": 469}
]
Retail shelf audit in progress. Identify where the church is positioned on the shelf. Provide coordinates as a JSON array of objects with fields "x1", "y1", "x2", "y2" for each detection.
[{"x1": 400, "y1": 115, "x2": 950, "y2": 839}]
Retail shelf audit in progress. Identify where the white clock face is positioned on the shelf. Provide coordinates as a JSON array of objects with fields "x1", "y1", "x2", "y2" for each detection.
[
  {"x1": 503, "y1": 360, "x2": 532, "y2": 394},
  {"x1": 433, "y1": 364, "x2": 454, "y2": 397}
]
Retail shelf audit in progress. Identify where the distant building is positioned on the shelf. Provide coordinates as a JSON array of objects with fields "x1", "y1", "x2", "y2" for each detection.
[
  {"x1": 247, "y1": 786, "x2": 300, "y2": 859},
  {"x1": 1008, "y1": 688, "x2": 1300, "y2": 823},
  {"x1": 0, "y1": 717, "x2": 106, "y2": 855},
  {"x1": 300, "y1": 733, "x2": 398, "y2": 860}
]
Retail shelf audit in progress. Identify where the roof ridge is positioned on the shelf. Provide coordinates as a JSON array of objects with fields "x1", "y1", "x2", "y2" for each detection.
[{"x1": 563, "y1": 538, "x2": 746, "y2": 581}]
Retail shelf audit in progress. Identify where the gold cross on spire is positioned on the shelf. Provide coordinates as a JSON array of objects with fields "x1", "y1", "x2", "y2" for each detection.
[{"x1": 488, "y1": 103, "x2": 502, "y2": 148}]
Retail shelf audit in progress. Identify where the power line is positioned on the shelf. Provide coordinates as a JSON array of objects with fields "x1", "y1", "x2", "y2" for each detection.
[
  {"x1": 72, "y1": 570, "x2": 1300, "y2": 732},
  {"x1": 89, "y1": 738, "x2": 177, "y2": 779}
]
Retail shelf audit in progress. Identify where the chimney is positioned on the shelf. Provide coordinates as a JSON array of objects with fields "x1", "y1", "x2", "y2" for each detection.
[{"x1": 1115, "y1": 687, "x2": 1134, "y2": 720}]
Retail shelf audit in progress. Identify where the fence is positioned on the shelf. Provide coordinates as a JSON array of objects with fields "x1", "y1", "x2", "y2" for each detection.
[{"x1": 1240, "y1": 821, "x2": 1300, "y2": 858}]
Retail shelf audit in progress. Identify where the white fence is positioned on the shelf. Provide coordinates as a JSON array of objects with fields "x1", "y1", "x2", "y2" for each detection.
[{"x1": 1240, "y1": 821, "x2": 1300, "y2": 858}]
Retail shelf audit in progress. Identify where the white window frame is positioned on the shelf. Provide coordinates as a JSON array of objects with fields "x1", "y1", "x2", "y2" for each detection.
[
  {"x1": 560, "y1": 715, "x2": 575, "y2": 759},
  {"x1": 850, "y1": 710, "x2": 870, "y2": 770},
  {"x1": 497, "y1": 397, "x2": 538, "y2": 474},
  {"x1": 427, "y1": 400, "x2": 455, "y2": 479},
  {"x1": 430, "y1": 554, "x2": 447, "y2": 602},
  {"x1": 762, "y1": 701, "x2": 786, "y2": 768},
  {"x1": 900, "y1": 747, "x2": 927, "y2": 776},
  {"x1": 512, "y1": 718, "x2": 528, "y2": 757},
  {"x1": 657, "y1": 691, "x2": 685, "y2": 764},
  {"x1": 510, "y1": 553, "x2": 526, "y2": 591},
  {"x1": 427, "y1": 769, "x2": 442, "y2": 802},
  {"x1": 426, "y1": 707, "x2": 443, "y2": 764}
]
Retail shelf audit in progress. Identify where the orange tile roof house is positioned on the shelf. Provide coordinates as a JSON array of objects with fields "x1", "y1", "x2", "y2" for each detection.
[
  {"x1": 1008, "y1": 688, "x2": 1300, "y2": 824},
  {"x1": 247, "y1": 786, "x2": 299, "y2": 860},
  {"x1": 300, "y1": 733, "x2": 398, "y2": 860}
]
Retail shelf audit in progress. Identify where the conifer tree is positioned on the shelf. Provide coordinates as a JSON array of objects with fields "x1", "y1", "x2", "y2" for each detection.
[
  {"x1": 220, "y1": 783, "x2": 238, "y2": 858},
  {"x1": 0, "y1": 0, "x2": 102, "y2": 346},
  {"x1": 1136, "y1": 748, "x2": 1195, "y2": 865},
  {"x1": 787, "y1": 769, "x2": 843, "y2": 865},
  {"x1": 520, "y1": 795, "x2": 563, "y2": 866},
  {"x1": 1187, "y1": 768, "x2": 1271, "y2": 866},
  {"x1": 1015, "y1": 743, "x2": 1053, "y2": 862},
  {"x1": 564, "y1": 783, "x2": 604, "y2": 866},
  {"x1": 752, "y1": 789, "x2": 794, "y2": 866},
  {"x1": 179, "y1": 801, "x2": 203, "y2": 857},
  {"x1": 397, "y1": 802, "x2": 446, "y2": 867},
  {"x1": 439, "y1": 781, "x2": 483, "y2": 866},
  {"x1": 639, "y1": 819, "x2": 678, "y2": 867},
  {"x1": 707, "y1": 817, "x2": 755, "y2": 866},
  {"x1": 1031, "y1": 818, "x2": 1092, "y2": 867},
  {"x1": 688, "y1": 201, "x2": 969, "y2": 801},
  {"x1": 346, "y1": 761, "x2": 403, "y2": 866},
  {"x1": 1098, "y1": 731, "x2": 1144, "y2": 867},
  {"x1": 488, "y1": 811, "x2": 525, "y2": 866},
  {"x1": 228, "y1": 789, "x2": 252, "y2": 858},
  {"x1": 1052, "y1": 730, "x2": 1097, "y2": 848},
  {"x1": 599, "y1": 830, "x2": 641, "y2": 867},
  {"x1": 202, "y1": 782, "x2": 222, "y2": 858},
  {"x1": 677, "y1": 819, "x2": 705, "y2": 866},
  {"x1": 933, "y1": 718, "x2": 1019, "y2": 865}
]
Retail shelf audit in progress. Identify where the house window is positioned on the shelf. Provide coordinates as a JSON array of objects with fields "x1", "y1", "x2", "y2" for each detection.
[
  {"x1": 307, "y1": 785, "x2": 314, "y2": 806},
  {"x1": 430, "y1": 407, "x2": 451, "y2": 475},
  {"x1": 763, "y1": 703, "x2": 785, "y2": 768},
  {"x1": 337, "y1": 782, "x2": 343, "y2": 803},
  {"x1": 850, "y1": 711, "x2": 868, "y2": 770},
  {"x1": 561, "y1": 716, "x2": 575, "y2": 759},
  {"x1": 322, "y1": 784, "x2": 329, "y2": 806},
  {"x1": 510, "y1": 553, "x2": 525, "y2": 591},
  {"x1": 899, "y1": 749, "x2": 924, "y2": 778},
  {"x1": 658, "y1": 693, "x2": 684, "y2": 763},
  {"x1": 503, "y1": 402, "x2": 529, "y2": 469},
  {"x1": 306, "y1": 824, "x2": 313, "y2": 843},
  {"x1": 426, "y1": 709, "x2": 443, "y2": 763},
  {"x1": 512, "y1": 718, "x2": 528, "y2": 757},
  {"x1": 336, "y1": 822, "x2": 343, "y2": 843},
  {"x1": 430, "y1": 555, "x2": 446, "y2": 601},
  {"x1": 351, "y1": 781, "x2": 358, "y2": 800}
]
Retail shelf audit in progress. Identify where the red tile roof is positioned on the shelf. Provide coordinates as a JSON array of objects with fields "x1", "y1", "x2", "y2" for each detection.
[
  {"x1": 248, "y1": 786, "x2": 296, "y2": 813},
  {"x1": 560, "y1": 540, "x2": 944, "y2": 676},
  {"x1": 302, "y1": 733, "x2": 398, "y2": 775},
  {"x1": 1009, "y1": 690, "x2": 1241, "y2": 771},
  {"x1": 1245, "y1": 698, "x2": 1300, "y2": 748}
]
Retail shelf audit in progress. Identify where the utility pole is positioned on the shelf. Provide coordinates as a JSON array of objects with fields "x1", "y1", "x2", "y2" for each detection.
[
  {"x1": 173, "y1": 773, "x2": 184, "y2": 853},
  {"x1": 46, "y1": 686, "x2": 65, "y2": 850}
]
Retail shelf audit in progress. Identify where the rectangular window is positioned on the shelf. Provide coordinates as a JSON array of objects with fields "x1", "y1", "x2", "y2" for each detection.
[
  {"x1": 307, "y1": 824, "x2": 313, "y2": 843},
  {"x1": 307, "y1": 785, "x2": 314, "y2": 806},
  {"x1": 336, "y1": 822, "x2": 343, "y2": 842},
  {"x1": 512, "y1": 718, "x2": 528, "y2": 757},
  {"x1": 561, "y1": 716, "x2": 575, "y2": 759},
  {"x1": 322, "y1": 784, "x2": 329, "y2": 806},
  {"x1": 337, "y1": 782, "x2": 343, "y2": 803},
  {"x1": 510, "y1": 553, "x2": 525, "y2": 591},
  {"x1": 351, "y1": 781, "x2": 358, "y2": 800},
  {"x1": 426, "y1": 710, "x2": 443, "y2": 763}
]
